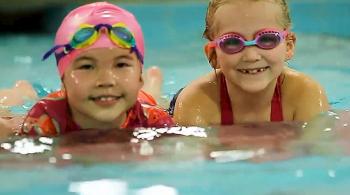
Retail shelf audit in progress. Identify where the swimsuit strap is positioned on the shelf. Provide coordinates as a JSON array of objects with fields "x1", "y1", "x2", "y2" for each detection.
[
  {"x1": 220, "y1": 73, "x2": 234, "y2": 125},
  {"x1": 220, "y1": 74, "x2": 284, "y2": 125},
  {"x1": 270, "y1": 76, "x2": 284, "y2": 121}
]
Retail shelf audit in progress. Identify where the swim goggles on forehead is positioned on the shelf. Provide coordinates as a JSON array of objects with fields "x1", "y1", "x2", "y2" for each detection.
[
  {"x1": 208, "y1": 28, "x2": 288, "y2": 54},
  {"x1": 43, "y1": 22, "x2": 143, "y2": 64}
]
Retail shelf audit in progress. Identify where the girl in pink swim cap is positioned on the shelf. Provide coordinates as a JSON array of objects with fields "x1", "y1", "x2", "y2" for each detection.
[
  {"x1": 18, "y1": 2, "x2": 173, "y2": 136},
  {"x1": 46, "y1": 1, "x2": 145, "y2": 77}
]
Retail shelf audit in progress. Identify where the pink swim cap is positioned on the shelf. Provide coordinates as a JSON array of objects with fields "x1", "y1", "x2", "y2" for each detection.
[{"x1": 53, "y1": 2, "x2": 144, "y2": 76}]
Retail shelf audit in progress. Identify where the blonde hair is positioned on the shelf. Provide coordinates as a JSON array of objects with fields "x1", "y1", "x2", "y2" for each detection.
[{"x1": 203, "y1": 0, "x2": 292, "y2": 40}]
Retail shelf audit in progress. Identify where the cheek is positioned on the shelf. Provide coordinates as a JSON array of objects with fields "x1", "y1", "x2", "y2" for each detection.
[
  {"x1": 269, "y1": 52, "x2": 286, "y2": 66},
  {"x1": 126, "y1": 75, "x2": 143, "y2": 91},
  {"x1": 119, "y1": 69, "x2": 142, "y2": 84},
  {"x1": 216, "y1": 50, "x2": 239, "y2": 68},
  {"x1": 274, "y1": 44, "x2": 288, "y2": 61},
  {"x1": 262, "y1": 44, "x2": 287, "y2": 65},
  {"x1": 64, "y1": 71, "x2": 90, "y2": 87},
  {"x1": 63, "y1": 74, "x2": 89, "y2": 99}
]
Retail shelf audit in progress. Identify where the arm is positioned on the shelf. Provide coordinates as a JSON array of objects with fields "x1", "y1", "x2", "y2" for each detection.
[
  {"x1": 294, "y1": 79, "x2": 329, "y2": 121},
  {"x1": 173, "y1": 92, "x2": 208, "y2": 126},
  {"x1": 0, "y1": 80, "x2": 39, "y2": 139},
  {"x1": 0, "y1": 116, "x2": 24, "y2": 140},
  {"x1": 173, "y1": 83, "x2": 218, "y2": 126},
  {"x1": 173, "y1": 72, "x2": 220, "y2": 126}
]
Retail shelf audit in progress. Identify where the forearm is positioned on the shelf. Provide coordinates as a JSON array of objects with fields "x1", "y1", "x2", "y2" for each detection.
[
  {"x1": 294, "y1": 96, "x2": 329, "y2": 121},
  {"x1": 0, "y1": 116, "x2": 24, "y2": 140}
]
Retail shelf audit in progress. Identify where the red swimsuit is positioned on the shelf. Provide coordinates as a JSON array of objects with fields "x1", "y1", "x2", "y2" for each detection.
[
  {"x1": 220, "y1": 73, "x2": 283, "y2": 125},
  {"x1": 21, "y1": 90, "x2": 173, "y2": 136}
]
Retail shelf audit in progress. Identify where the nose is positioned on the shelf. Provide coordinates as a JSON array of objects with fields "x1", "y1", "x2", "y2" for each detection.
[
  {"x1": 95, "y1": 68, "x2": 117, "y2": 88},
  {"x1": 241, "y1": 46, "x2": 262, "y2": 63}
]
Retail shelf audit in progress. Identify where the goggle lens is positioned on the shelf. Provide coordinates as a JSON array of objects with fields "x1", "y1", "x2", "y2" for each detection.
[
  {"x1": 213, "y1": 29, "x2": 286, "y2": 54},
  {"x1": 71, "y1": 27, "x2": 96, "y2": 48},
  {"x1": 73, "y1": 28, "x2": 95, "y2": 43},
  {"x1": 256, "y1": 33, "x2": 281, "y2": 49},
  {"x1": 219, "y1": 35, "x2": 244, "y2": 54},
  {"x1": 112, "y1": 27, "x2": 134, "y2": 44}
]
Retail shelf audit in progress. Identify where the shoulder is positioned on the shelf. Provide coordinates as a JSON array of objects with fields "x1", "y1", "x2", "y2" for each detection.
[
  {"x1": 282, "y1": 67, "x2": 327, "y2": 104},
  {"x1": 282, "y1": 67, "x2": 329, "y2": 120},
  {"x1": 21, "y1": 91, "x2": 69, "y2": 136},
  {"x1": 173, "y1": 71, "x2": 220, "y2": 126},
  {"x1": 178, "y1": 73, "x2": 217, "y2": 101},
  {"x1": 28, "y1": 90, "x2": 67, "y2": 115}
]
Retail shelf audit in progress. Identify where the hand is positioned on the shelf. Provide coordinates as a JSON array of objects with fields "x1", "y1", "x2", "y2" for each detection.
[
  {"x1": 207, "y1": 122, "x2": 301, "y2": 162},
  {"x1": 0, "y1": 116, "x2": 24, "y2": 140},
  {"x1": 0, "y1": 80, "x2": 38, "y2": 107},
  {"x1": 297, "y1": 110, "x2": 350, "y2": 155}
]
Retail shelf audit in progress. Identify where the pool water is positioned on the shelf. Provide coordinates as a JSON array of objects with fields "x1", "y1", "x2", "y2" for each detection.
[
  {"x1": 1, "y1": 1, "x2": 350, "y2": 195},
  {"x1": 1, "y1": 115, "x2": 350, "y2": 195}
]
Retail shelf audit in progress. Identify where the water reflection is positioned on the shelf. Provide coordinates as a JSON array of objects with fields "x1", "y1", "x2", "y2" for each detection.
[
  {"x1": 69, "y1": 179, "x2": 177, "y2": 195},
  {"x1": 69, "y1": 179, "x2": 128, "y2": 195},
  {"x1": 210, "y1": 148, "x2": 266, "y2": 163},
  {"x1": 0, "y1": 111, "x2": 349, "y2": 195},
  {"x1": 0, "y1": 110, "x2": 349, "y2": 166},
  {"x1": 1, "y1": 137, "x2": 52, "y2": 155}
]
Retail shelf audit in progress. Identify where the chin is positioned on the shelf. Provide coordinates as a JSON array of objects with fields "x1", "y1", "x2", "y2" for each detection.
[
  {"x1": 239, "y1": 80, "x2": 271, "y2": 93},
  {"x1": 96, "y1": 115, "x2": 122, "y2": 122},
  {"x1": 92, "y1": 110, "x2": 124, "y2": 123}
]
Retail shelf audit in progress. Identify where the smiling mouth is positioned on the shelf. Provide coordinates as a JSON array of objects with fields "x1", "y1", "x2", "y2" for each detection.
[
  {"x1": 89, "y1": 95, "x2": 123, "y2": 102},
  {"x1": 237, "y1": 66, "x2": 270, "y2": 74}
]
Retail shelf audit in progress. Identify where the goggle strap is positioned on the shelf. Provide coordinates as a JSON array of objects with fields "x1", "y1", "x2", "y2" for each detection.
[
  {"x1": 131, "y1": 47, "x2": 144, "y2": 64},
  {"x1": 208, "y1": 41, "x2": 216, "y2": 48},
  {"x1": 55, "y1": 52, "x2": 66, "y2": 65},
  {"x1": 42, "y1": 44, "x2": 73, "y2": 61},
  {"x1": 42, "y1": 45, "x2": 66, "y2": 61},
  {"x1": 64, "y1": 45, "x2": 74, "y2": 53},
  {"x1": 244, "y1": 40, "x2": 256, "y2": 46},
  {"x1": 95, "y1": 23, "x2": 112, "y2": 31},
  {"x1": 55, "y1": 45, "x2": 75, "y2": 65},
  {"x1": 52, "y1": 46, "x2": 141, "y2": 66}
]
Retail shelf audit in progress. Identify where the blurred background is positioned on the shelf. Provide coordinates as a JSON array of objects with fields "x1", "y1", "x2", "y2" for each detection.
[
  {"x1": 1, "y1": 0, "x2": 350, "y2": 35},
  {"x1": 0, "y1": 0, "x2": 206, "y2": 33},
  {"x1": 0, "y1": 0, "x2": 350, "y2": 108}
]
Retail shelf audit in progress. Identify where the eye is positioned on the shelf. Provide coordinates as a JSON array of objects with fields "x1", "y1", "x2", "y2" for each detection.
[
  {"x1": 257, "y1": 33, "x2": 280, "y2": 48},
  {"x1": 77, "y1": 64, "x2": 94, "y2": 70},
  {"x1": 222, "y1": 37, "x2": 241, "y2": 49},
  {"x1": 219, "y1": 35, "x2": 243, "y2": 54},
  {"x1": 115, "y1": 62, "x2": 131, "y2": 68}
]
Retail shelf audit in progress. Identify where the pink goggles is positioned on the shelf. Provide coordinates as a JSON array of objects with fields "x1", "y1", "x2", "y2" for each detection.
[{"x1": 208, "y1": 28, "x2": 288, "y2": 54}]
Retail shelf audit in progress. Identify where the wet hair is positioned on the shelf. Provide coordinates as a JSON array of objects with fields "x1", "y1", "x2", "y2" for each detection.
[{"x1": 203, "y1": 0, "x2": 292, "y2": 41}]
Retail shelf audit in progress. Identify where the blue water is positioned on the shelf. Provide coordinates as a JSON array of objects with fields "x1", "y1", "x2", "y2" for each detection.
[
  {"x1": 1, "y1": 117, "x2": 350, "y2": 195},
  {"x1": 1, "y1": 1, "x2": 350, "y2": 195},
  {"x1": 2, "y1": 157, "x2": 350, "y2": 195}
]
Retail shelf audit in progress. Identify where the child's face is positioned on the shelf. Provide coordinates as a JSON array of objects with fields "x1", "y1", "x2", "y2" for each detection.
[
  {"x1": 62, "y1": 47, "x2": 143, "y2": 129},
  {"x1": 212, "y1": 0, "x2": 294, "y2": 93}
]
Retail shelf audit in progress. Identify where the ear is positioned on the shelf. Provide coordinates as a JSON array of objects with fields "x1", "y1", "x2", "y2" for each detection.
[
  {"x1": 204, "y1": 43, "x2": 219, "y2": 69},
  {"x1": 285, "y1": 32, "x2": 296, "y2": 61}
]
